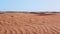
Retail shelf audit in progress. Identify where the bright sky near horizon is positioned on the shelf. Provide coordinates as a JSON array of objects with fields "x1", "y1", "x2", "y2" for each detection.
[{"x1": 0, "y1": 0, "x2": 60, "y2": 12}]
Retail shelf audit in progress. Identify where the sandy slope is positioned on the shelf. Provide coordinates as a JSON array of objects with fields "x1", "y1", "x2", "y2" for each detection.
[{"x1": 0, "y1": 12, "x2": 60, "y2": 34}]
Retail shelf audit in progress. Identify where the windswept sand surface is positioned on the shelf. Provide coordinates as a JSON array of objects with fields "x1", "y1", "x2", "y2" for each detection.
[{"x1": 0, "y1": 12, "x2": 60, "y2": 34}]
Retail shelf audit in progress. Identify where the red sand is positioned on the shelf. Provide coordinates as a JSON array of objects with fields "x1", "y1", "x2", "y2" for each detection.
[{"x1": 0, "y1": 12, "x2": 60, "y2": 34}]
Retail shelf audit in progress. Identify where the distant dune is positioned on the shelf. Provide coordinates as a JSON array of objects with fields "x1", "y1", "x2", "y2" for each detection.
[{"x1": 0, "y1": 12, "x2": 60, "y2": 34}]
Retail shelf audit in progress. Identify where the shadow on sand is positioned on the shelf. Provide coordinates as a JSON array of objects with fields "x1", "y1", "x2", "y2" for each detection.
[{"x1": 29, "y1": 12, "x2": 56, "y2": 16}]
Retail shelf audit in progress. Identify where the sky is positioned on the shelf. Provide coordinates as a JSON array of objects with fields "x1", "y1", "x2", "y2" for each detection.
[{"x1": 0, "y1": 0, "x2": 60, "y2": 12}]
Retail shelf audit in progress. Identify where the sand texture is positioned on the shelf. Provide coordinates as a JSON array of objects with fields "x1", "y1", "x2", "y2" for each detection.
[{"x1": 0, "y1": 12, "x2": 60, "y2": 34}]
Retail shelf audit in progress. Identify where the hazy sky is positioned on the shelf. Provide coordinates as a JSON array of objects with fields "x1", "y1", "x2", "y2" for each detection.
[{"x1": 0, "y1": 0, "x2": 60, "y2": 12}]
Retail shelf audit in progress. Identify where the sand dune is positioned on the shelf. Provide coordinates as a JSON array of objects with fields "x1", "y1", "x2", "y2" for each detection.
[{"x1": 0, "y1": 12, "x2": 60, "y2": 34}]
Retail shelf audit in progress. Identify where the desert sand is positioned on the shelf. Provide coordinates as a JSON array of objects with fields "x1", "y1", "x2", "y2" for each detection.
[{"x1": 0, "y1": 12, "x2": 60, "y2": 34}]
